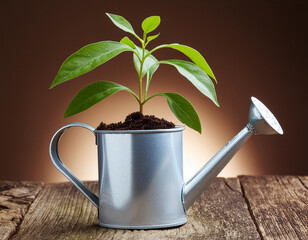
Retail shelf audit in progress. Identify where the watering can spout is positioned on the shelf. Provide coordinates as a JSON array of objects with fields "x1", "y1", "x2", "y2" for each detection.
[{"x1": 182, "y1": 97, "x2": 283, "y2": 211}]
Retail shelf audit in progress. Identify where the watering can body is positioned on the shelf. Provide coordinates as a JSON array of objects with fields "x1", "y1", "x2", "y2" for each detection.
[
  {"x1": 97, "y1": 127, "x2": 186, "y2": 228},
  {"x1": 50, "y1": 125, "x2": 187, "y2": 229},
  {"x1": 49, "y1": 97, "x2": 283, "y2": 229}
]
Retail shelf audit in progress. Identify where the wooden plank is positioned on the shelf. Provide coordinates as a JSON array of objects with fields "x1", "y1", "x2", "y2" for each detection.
[
  {"x1": 239, "y1": 176, "x2": 308, "y2": 240},
  {"x1": 298, "y1": 176, "x2": 308, "y2": 189},
  {"x1": 0, "y1": 181, "x2": 43, "y2": 240},
  {"x1": 11, "y1": 178, "x2": 260, "y2": 240}
]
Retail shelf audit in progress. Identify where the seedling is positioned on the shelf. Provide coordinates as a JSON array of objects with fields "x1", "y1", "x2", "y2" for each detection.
[{"x1": 50, "y1": 13, "x2": 219, "y2": 133}]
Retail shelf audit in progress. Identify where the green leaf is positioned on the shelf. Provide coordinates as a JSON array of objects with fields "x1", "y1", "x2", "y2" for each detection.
[
  {"x1": 50, "y1": 41, "x2": 132, "y2": 88},
  {"x1": 155, "y1": 44, "x2": 216, "y2": 82},
  {"x1": 133, "y1": 46, "x2": 158, "y2": 78},
  {"x1": 160, "y1": 60, "x2": 219, "y2": 107},
  {"x1": 120, "y1": 37, "x2": 136, "y2": 49},
  {"x1": 147, "y1": 33, "x2": 160, "y2": 44},
  {"x1": 64, "y1": 81, "x2": 132, "y2": 118},
  {"x1": 106, "y1": 13, "x2": 135, "y2": 35},
  {"x1": 155, "y1": 93, "x2": 201, "y2": 133},
  {"x1": 145, "y1": 63, "x2": 159, "y2": 96},
  {"x1": 142, "y1": 16, "x2": 161, "y2": 34}
]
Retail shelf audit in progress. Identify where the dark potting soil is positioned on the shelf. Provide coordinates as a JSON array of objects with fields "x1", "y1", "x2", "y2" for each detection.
[{"x1": 96, "y1": 112, "x2": 175, "y2": 130}]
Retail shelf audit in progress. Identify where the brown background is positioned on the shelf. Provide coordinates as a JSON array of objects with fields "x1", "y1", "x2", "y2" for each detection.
[{"x1": 1, "y1": 0, "x2": 307, "y2": 183}]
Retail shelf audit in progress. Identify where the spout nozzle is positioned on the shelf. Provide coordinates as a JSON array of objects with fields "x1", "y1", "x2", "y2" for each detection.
[{"x1": 248, "y1": 97, "x2": 283, "y2": 135}]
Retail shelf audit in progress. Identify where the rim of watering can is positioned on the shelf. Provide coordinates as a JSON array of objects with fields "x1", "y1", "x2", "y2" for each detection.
[{"x1": 95, "y1": 125, "x2": 185, "y2": 134}]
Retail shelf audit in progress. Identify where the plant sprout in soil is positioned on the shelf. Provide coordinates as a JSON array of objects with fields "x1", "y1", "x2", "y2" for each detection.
[{"x1": 50, "y1": 13, "x2": 219, "y2": 133}]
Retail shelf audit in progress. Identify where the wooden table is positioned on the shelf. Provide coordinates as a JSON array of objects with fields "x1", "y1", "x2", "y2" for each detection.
[{"x1": 0, "y1": 176, "x2": 307, "y2": 240}]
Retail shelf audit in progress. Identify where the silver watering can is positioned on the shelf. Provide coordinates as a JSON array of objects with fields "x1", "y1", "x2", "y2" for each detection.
[{"x1": 49, "y1": 97, "x2": 283, "y2": 229}]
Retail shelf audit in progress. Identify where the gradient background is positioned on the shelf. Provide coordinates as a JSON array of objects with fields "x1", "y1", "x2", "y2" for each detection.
[{"x1": 1, "y1": 0, "x2": 307, "y2": 183}]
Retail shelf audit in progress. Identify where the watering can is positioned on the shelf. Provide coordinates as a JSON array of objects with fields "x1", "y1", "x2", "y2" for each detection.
[{"x1": 49, "y1": 97, "x2": 283, "y2": 229}]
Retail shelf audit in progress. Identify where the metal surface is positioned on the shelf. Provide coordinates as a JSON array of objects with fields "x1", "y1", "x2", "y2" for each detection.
[
  {"x1": 50, "y1": 124, "x2": 186, "y2": 229},
  {"x1": 183, "y1": 126, "x2": 253, "y2": 210},
  {"x1": 249, "y1": 97, "x2": 283, "y2": 135},
  {"x1": 96, "y1": 126, "x2": 186, "y2": 229},
  {"x1": 183, "y1": 96, "x2": 283, "y2": 211},
  {"x1": 49, "y1": 122, "x2": 99, "y2": 207},
  {"x1": 49, "y1": 96, "x2": 283, "y2": 229}
]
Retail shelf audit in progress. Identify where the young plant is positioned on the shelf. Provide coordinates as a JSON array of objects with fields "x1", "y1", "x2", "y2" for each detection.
[{"x1": 50, "y1": 13, "x2": 219, "y2": 133}]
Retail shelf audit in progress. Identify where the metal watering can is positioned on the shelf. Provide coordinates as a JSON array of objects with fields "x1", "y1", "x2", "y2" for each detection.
[{"x1": 49, "y1": 97, "x2": 283, "y2": 229}]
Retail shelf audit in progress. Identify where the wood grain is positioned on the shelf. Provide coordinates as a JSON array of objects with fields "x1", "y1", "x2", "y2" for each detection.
[
  {"x1": 11, "y1": 178, "x2": 260, "y2": 240},
  {"x1": 298, "y1": 176, "x2": 308, "y2": 189},
  {"x1": 239, "y1": 175, "x2": 308, "y2": 240},
  {"x1": 0, "y1": 181, "x2": 43, "y2": 240}
]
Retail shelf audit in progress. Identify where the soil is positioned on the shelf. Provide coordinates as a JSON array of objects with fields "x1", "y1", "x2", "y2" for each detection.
[{"x1": 96, "y1": 112, "x2": 175, "y2": 130}]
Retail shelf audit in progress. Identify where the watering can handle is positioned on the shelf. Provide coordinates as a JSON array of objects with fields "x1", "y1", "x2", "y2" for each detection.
[{"x1": 49, "y1": 122, "x2": 99, "y2": 208}]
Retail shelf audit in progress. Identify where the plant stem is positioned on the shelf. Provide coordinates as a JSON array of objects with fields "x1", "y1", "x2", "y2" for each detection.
[
  {"x1": 145, "y1": 45, "x2": 166, "y2": 58},
  {"x1": 139, "y1": 74, "x2": 143, "y2": 113},
  {"x1": 133, "y1": 33, "x2": 144, "y2": 45},
  {"x1": 142, "y1": 94, "x2": 157, "y2": 105},
  {"x1": 140, "y1": 102, "x2": 143, "y2": 113},
  {"x1": 138, "y1": 41, "x2": 146, "y2": 113}
]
